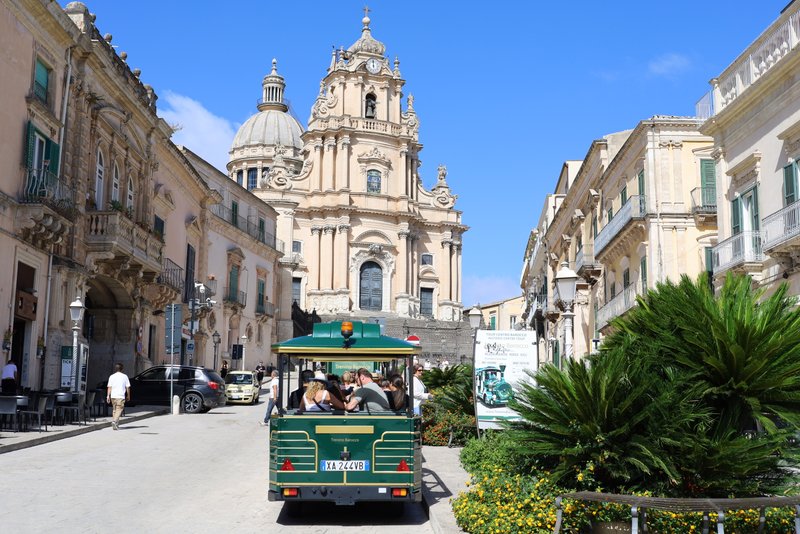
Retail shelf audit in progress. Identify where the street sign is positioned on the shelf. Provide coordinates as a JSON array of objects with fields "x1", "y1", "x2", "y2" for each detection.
[
  {"x1": 231, "y1": 344, "x2": 243, "y2": 360},
  {"x1": 165, "y1": 304, "x2": 182, "y2": 355},
  {"x1": 186, "y1": 340, "x2": 195, "y2": 357}
]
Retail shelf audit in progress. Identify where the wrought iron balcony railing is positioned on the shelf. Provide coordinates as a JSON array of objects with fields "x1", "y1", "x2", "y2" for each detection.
[
  {"x1": 210, "y1": 203, "x2": 284, "y2": 252},
  {"x1": 575, "y1": 244, "x2": 597, "y2": 272},
  {"x1": 223, "y1": 286, "x2": 247, "y2": 307},
  {"x1": 712, "y1": 231, "x2": 764, "y2": 273},
  {"x1": 597, "y1": 280, "x2": 645, "y2": 330},
  {"x1": 157, "y1": 258, "x2": 184, "y2": 293},
  {"x1": 690, "y1": 186, "x2": 717, "y2": 214},
  {"x1": 763, "y1": 201, "x2": 800, "y2": 251},
  {"x1": 256, "y1": 300, "x2": 276, "y2": 316},
  {"x1": 594, "y1": 195, "x2": 647, "y2": 256},
  {"x1": 20, "y1": 168, "x2": 77, "y2": 220}
]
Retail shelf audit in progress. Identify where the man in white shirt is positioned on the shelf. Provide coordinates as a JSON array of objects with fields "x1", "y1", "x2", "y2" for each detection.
[
  {"x1": 411, "y1": 364, "x2": 433, "y2": 416},
  {"x1": 1, "y1": 357, "x2": 18, "y2": 394},
  {"x1": 106, "y1": 363, "x2": 131, "y2": 430}
]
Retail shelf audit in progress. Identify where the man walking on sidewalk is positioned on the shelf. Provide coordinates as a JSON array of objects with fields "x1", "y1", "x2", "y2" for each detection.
[{"x1": 106, "y1": 363, "x2": 131, "y2": 430}]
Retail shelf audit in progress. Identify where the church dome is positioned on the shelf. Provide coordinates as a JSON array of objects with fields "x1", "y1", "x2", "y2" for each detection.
[
  {"x1": 231, "y1": 110, "x2": 303, "y2": 152},
  {"x1": 229, "y1": 59, "x2": 304, "y2": 156}
]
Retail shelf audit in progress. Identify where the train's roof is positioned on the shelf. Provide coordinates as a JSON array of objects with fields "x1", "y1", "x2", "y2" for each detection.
[{"x1": 271, "y1": 321, "x2": 421, "y2": 357}]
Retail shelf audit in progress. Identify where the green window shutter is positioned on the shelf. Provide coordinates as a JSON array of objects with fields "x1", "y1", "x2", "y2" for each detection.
[
  {"x1": 705, "y1": 247, "x2": 713, "y2": 274},
  {"x1": 620, "y1": 186, "x2": 627, "y2": 206},
  {"x1": 257, "y1": 279, "x2": 265, "y2": 304},
  {"x1": 592, "y1": 215, "x2": 598, "y2": 238},
  {"x1": 229, "y1": 265, "x2": 239, "y2": 296},
  {"x1": 701, "y1": 160, "x2": 716, "y2": 205},
  {"x1": 640, "y1": 257, "x2": 647, "y2": 288},
  {"x1": 553, "y1": 340, "x2": 560, "y2": 368},
  {"x1": 751, "y1": 187, "x2": 760, "y2": 231},
  {"x1": 638, "y1": 169, "x2": 645, "y2": 196},
  {"x1": 785, "y1": 164, "x2": 797, "y2": 206},
  {"x1": 731, "y1": 197, "x2": 741, "y2": 235},
  {"x1": 231, "y1": 201, "x2": 239, "y2": 227},
  {"x1": 35, "y1": 60, "x2": 49, "y2": 89},
  {"x1": 623, "y1": 268, "x2": 630, "y2": 288},
  {"x1": 607, "y1": 208, "x2": 613, "y2": 221},
  {"x1": 46, "y1": 140, "x2": 60, "y2": 175}
]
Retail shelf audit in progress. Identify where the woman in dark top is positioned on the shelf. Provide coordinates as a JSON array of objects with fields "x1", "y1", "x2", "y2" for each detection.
[
  {"x1": 220, "y1": 360, "x2": 229, "y2": 378},
  {"x1": 387, "y1": 374, "x2": 409, "y2": 411}
]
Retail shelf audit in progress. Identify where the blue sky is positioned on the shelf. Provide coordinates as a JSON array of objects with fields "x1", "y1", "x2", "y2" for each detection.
[{"x1": 69, "y1": 0, "x2": 787, "y2": 307}]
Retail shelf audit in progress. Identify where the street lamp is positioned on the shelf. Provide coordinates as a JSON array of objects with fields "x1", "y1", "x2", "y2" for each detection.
[
  {"x1": 68, "y1": 296, "x2": 85, "y2": 393},
  {"x1": 467, "y1": 305, "x2": 482, "y2": 330},
  {"x1": 554, "y1": 261, "x2": 579, "y2": 361},
  {"x1": 212, "y1": 331, "x2": 221, "y2": 371}
]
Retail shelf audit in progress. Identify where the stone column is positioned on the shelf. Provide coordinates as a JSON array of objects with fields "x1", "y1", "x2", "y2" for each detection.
[
  {"x1": 309, "y1": 226, "x2": 322, "y2": 290},
  {"x1": 397, "y1": 231, "x2": 409, "y2": 294},
  {"x1": 321, "y1": 225, "x2": 336, "y2": 290},
  {"x1": 400, "y1": 149, "x2": 409, "y2": 197},
  {"x1": 455, "y1": 242, "x2": 462, "y2": 303},
  {"x1": 334, "y1": 224, "x2": 351, "y2": 289},
  {"x1": 337, "y1": 136, "x2": 350, "y2": 190},
  {"x1": 411, "y1": 158, "x2": 419, "y2": 201},
  {"x1": 442, "y1": 240, "x2": 453, "y2": 301},
  {"x1": 450, "y1": 243, "x2": 458, "y2": 302},
  {"x1": 410, "y1": 234, "x2": 418, "y2": 297},
  {"x1": 314, "y1": 142, "x2": 324, "y2": 191},
  {"x1": 323, "y1": 139, "x2": 336, "y2": 191}
]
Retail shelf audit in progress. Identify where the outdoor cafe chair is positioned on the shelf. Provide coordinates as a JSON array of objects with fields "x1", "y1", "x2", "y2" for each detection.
[
  {"x1": 19, "y1": 396, "x2": 48, "y2": 432},
  {"x1": 82, "y1": 391, "x2": 96, "y2": 422},
  {"x1": 43, "y1": 394, "x2": 56, "y2": 426},
  {"x1": 0, "y1": 396, "x2": 20, "y2": 432}
]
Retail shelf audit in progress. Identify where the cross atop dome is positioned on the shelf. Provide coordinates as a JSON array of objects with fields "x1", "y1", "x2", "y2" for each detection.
[{"x1": 348, "y1": 6, "x2": 384, "y2": 57}]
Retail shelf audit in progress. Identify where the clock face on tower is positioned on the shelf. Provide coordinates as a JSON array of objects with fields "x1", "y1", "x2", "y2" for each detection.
[{"x1": 366, "y1": 58, "x2": 381, "y2": 74}]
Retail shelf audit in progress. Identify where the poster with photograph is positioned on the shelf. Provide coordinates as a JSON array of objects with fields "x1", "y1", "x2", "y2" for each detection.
[{"x1": 473, "y1": 329, "x2": 538, "y2": 429}]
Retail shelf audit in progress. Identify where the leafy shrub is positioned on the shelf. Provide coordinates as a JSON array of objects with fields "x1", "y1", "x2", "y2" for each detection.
[
  {"x1": 460, "y1": 431, "x2": 526, "y2": 475},
  {"x1": 421, "y1": 403, "x2": 475, "y2": 446}
]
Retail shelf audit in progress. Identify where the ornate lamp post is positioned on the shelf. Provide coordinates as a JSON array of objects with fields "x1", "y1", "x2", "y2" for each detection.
[
  {"x1": 212, "y1": 331, "x2": 221, "y2": 372},
  {"x1": 554, "y1": 261, "x2": 579, "y2": 361},
  {"x1": 68, "y1": 296, "x2": 85, "y2": 393}
]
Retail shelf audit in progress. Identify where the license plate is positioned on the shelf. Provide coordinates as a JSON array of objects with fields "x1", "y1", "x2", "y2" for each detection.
[
  {"x1": 231, "y1": 395, "x2": 241, "y2": 399},
  {"x1": 320, "y1": 460, "x2": 369, "y2": 471}
]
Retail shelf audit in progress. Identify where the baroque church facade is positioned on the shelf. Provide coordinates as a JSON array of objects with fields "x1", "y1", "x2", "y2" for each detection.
[{"x1": 227, "y1": 13, "x2": 469, "y2": 351}]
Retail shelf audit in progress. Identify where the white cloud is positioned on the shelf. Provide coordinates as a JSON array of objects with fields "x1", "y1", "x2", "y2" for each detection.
[
  {"x1": 462, "y1": 274, "x2": 522, "y2": 308},
  {"x1": 158, "y1": 91, "x2": 235, "y2": 172},
  {"x1": 647, "y1": 53, "x2": 690, "y2": 77}
]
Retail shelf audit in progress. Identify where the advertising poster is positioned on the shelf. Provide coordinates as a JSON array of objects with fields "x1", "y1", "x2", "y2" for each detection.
[{"x1": 473, "y1": 330, "x2": 538, "y2": 430}]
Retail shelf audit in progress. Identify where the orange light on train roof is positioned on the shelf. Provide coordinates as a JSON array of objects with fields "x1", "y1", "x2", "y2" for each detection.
[{"x1": 341, "y1": 321, "x2": 354, "y2": 338}]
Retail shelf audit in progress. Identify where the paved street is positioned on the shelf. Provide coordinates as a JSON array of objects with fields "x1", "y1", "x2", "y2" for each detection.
[{"x1": 0, "y1": 399, "x2": 433, "y2": 534}]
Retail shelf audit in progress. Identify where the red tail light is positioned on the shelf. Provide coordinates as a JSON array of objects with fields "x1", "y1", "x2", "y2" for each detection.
[
  {"x1": 208, "y1": 381, "x2": 219, "y2": 390},
  {"x1": 392, "y1": 488, "x2": 408, "y2": 497},
  {"x1": 283, "y1": 488, "x2": 298, "y2": 497},
  {"x1": 397, "y1": 459, "x2": 410, "y2": 472},
  {"x1": 280, "y1": 458, "x2": 295, "y2": 471}
]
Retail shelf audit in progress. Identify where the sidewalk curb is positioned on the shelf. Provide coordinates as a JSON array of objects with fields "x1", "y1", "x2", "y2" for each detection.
[
  {"x1": 421, "y1": 491, "x2": 447, "y2": 534},
  {"x1": 0, "y1": 409, "x2": 169, "y2": 454}
]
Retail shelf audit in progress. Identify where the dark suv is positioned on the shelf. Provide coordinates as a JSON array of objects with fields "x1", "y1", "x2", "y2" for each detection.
[{"x1": 128, "y1": 365, "x2": 226, "y2": 413}]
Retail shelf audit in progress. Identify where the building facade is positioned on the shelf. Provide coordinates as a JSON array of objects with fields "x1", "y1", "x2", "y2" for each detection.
[
  {"x1": 227, "y1": 14, "x2": 470, "y2": 355},
  {"x1": 0, "y1": 0, "x2": 282, "y2": 391},
  {"x1": 700, "y1": 1, "x2": 800, "y2": 295}
]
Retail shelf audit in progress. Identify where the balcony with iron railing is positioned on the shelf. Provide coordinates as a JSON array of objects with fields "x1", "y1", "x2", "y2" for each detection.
[
  {"x1": 156, "y1": 258, "x2": 184, "y2": 293},
  {"x1": 763, "y1": 201, "x2": 800, "y2": 253},
  {"x1": 256, "y1": 300, "x2": 276, "y2": 317},
  {"x1": 223, "y1": 286, "x2": 247, "y2": 308},
  {"x1": 20, "y1": 168, "x2": 78, "y2": 221},
  {"x1": 594, "y1": 195, "x2": 647, "y2": 257},
  {"x1": 712, "y1": 231, "x2": 764, "y2": 273},
  {"x1": 690, "y1": 186, "x2": 717, "y2": 225},
  {"x1": 210, "y1": 203, "x2": 284, "y2": 253},
  {"x1": 597, "y1": 280, "x2": 646, "y2": 331},
  {"x1": 85, "y1": 211, "x2": 164, "y2": 273},
  {"x1": 575, "y1": 243, "x2": 601, "y2": 279}
]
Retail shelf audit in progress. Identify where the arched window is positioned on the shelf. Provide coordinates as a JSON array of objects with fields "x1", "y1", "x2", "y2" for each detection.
[
  {"x1": 364, "y1": 93, "x2": 377, "y2": 119},
  {"x1": 359, "y1": 261, "x2": 382, "y2": 311},
  {"x1": 127, "y1": 176, "x2": 135, "y2": 212},
  {"x1": 112, "y1": 163, "x2": 120, "y2": 202},
  {"x1": 94, "y1": 149, "x2": 105, "y2": 209},
  {"x1": 367, "y1": 169, "x2": 381, "y2": 194}
]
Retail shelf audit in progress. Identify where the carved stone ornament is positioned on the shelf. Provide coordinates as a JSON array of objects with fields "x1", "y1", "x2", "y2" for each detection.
[
  {"x1": 357, "y1": 146, "x2": 390, "y2": 166},
  {"x1": 368, "y1": 243, "x2": 383, "y2": 255}
]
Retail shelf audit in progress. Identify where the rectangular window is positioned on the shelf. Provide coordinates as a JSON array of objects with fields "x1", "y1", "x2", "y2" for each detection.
[
  {"x1": 783, "y1": 162, "x2": 797, "y2": 206},
  {"x1": 509, "y1": 316, "x2": 517, "y2": 329},
  {"x1": 420, "y1": 288, "x2": 434, "y2": 317},
  {"x1": 607, "y1": 208, "x2": 614, "y2": 222},
  {"x1": 231, "y1": 201, "x2": 239, "y2": 228},
  {"x1": 640, "y1": 257, "x2": 648, "y2": 289},
  {"x1": 592, "y1": 215, "x2": 598, "y2": 239},
  {"x1": 229, "y1": 265, "x2": 239, "y2": 298},
  {"x1": 34, "y1": 58, "x2": 49, "y2": 103},
  {"x1": 620, "y1": 185, "x2": 627, "y2": 206},
  {"x1": 638, "y1": 169, "x2": 645, "y2": 196},
  {"x1": 367, "y1": 170, "x2": 381, "y2": 193},
  {"x1": 247, "y1": 168, "x2": 258, "y2": 190},
  {"x1": 421, "y1": 253, "x2": 433, "y2": 266},
  {"x1": 292, "y1": 240, "x2": 302, "y2": 254},
  {"x1": 258, "y1": 218, "x2": 266, "y2": 242},
  {"x1": 623, "y1": 268, "x2": 630, "y2": 288},
  {"x1": 236, "y1": 170, "x2": 243, "y2": 187},
  {"x1": 489, "y1": 314, "x2": 496, "y2": 330},
  {"x1": 184, "y1": 244, "x2": 195, "y2": 303},
  {"x1": 148, "y1": 324, "x2": 157, "y2": 362},
  {"x1": 25, "y1": 121, "x2": 60, "y2": 176},
  {"x1": 553, "y1": 340, "x2": 560, "y2": 368},
  {"x1": 609, "y1": 282, "x2": 617, "y2": 300},
  {"x1": 701, "y1": 159, "x2": 717, "y2": 207},
  {"x1": 257, "y1": 278, "x2": 266, "y2": 310},
  {"x1": 153, "y1": 215, "x2": 165, "y2": 239},
  {"x1": 292, "y1": 277, "x2": 302, "y2": 304}
]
